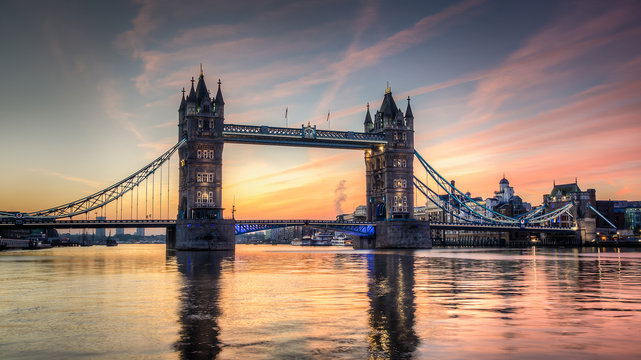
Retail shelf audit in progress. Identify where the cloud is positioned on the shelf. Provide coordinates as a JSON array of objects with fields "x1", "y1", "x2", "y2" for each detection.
[{"x1": 27, "y1": 168, "x2": 101, "y2": 188}]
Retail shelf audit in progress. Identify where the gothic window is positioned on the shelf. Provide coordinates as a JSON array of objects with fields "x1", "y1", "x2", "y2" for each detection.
[
  {"x1": 208, "y1": 192, "x2": 214, "y2": 204},
  {"x1": 394, "y1": 132, "x2": 399, "y2": 140},
  {"x1": 402, "y1": 133, "x2": 407, "y2": 141},
  {"x1": 202, "y1": 192, "x2": 208, "y2": 203},
  {"x1": 208, "y1": 173, "x2": 214, "y2": 182},
  {"x1": 197, "y1": 173, "x2": 202, "y2": 182},
  {"x1": 209, "y1": 119, "x2": 214, "y2": 128},
  {"x1": 198, "y1": 119, "x2": 203, "y2": 128},
  {"x1": 402, "y1": 159, "x2": 407, "y2": 167},
  {"x1": 197, "y1": 150, "x2": 202, "y2": 159},
  {"x1": 197, "y1": 191, "x2": 202, "y2": 205}
]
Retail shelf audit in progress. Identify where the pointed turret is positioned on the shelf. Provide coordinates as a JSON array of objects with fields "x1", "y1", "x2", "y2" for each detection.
[
  {"x1": 214, "y1": 79, "x2": 224, "y2": 106},
  {"x1": 405, "y1": 96, "x2": 413, "y2": 119},
  {"x1": 178, "y1": 88, "x2": 186, "y2": 111},
  {"x1": 187, "y1": 77, "x2": 197, "y2": 102},
  {"x1": 364, "y1": 103, "x2": 373, "y2": 132},
  {"x1": 214, "y1": 79, "x2": 224, "y2": 118},
  {"x1": 404, "y1": 96, "x2": 413, "y2": 129},
  {"x1": 379, "y1": 84, "x2": 398, "y2": 118},
  {"x1": 195, "y1": 65, "x2": 210, "y2": 105}
]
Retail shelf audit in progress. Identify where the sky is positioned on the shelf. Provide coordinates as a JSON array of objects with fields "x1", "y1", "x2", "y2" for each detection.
[{"x1": 0, "y1": 0, "x2": 640, "y2": 221}]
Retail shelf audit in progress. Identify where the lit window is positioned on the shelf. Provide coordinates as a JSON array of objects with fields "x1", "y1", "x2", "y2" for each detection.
[
  {"x1": 197, "y1": 150, "x2": 202, "y2": 159},
  {"x1": 208, "y1": 173, "x2": 214, "y2": 182},
  {"x1": 208, "y1": 192, "x2": 214, "y2": 203},
  {"x1": 197, "y1": 173, "x2": 202, "y2": 182},
  {"x1": 208, "y1": 150, "x2": 214, "y2": 159},
  {"x1": 198, "y1": 119, "x2": 203, "y2": 128},
  {"x1": 209, "y1": 119, "x2": 213, "y2": 128},
  {"x1": 402, "y1": 160, "x2": 407, "y2": 167}
]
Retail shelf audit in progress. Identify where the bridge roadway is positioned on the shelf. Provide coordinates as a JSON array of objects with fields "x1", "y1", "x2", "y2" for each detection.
[{"x1": 0, "y1": 218, "x2": 575, "y2": 234}]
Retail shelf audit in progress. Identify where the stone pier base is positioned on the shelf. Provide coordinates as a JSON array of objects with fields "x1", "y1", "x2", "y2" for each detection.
[
  {"x1": 166, "y1": 226, "x2": 176, "y2": 250},
  {"x1": 175, "y1": 219, "x2": 236, "y2": 250},
  {"x1": 375, "y1": 220, "x2": 432, "y2": 249}
]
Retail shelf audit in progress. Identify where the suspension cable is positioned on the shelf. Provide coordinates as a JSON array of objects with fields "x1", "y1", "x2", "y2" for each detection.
[{"x1": 160, "y1": 161, "x2": 163, "y2": 219}]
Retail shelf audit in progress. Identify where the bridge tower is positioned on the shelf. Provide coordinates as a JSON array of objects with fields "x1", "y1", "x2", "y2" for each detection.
[
  {"x1": 362, "y1": 86, "x2": 430, "y2": 248},
  {"x1": 173, "y1": 67, "x2": 235, "y2": 250}
]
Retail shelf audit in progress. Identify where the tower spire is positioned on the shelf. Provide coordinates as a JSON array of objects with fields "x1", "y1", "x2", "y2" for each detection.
[{"x1": 200, "y1": 63, "x2": 203, "y2": 76}]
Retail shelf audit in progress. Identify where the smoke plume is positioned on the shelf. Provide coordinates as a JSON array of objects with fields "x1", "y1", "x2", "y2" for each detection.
[{"x1": 334, "y1": 180, "x2": 347, "y2": 214}]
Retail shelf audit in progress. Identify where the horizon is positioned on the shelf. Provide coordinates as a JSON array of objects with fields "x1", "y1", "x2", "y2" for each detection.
[{"x1": 1, "y1": 0, "x2": 640, "y2": 220}]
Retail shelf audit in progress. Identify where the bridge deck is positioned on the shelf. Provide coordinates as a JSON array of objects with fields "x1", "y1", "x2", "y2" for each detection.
[
  {"x1": 0, "y1": 218, "x2": 574, "y2": 234},
  {"x1": 223, "y1": 124, "x2": 386, "y2": 149}
]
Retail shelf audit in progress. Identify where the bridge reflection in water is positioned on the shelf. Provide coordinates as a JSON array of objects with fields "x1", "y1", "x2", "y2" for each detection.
[
  {"x1": 366, "y1": 252, "x2": 419, "y2": 358},
  {"x1": 170, "y1": 249, "x2": 421, "y2": 359},
  {"x1": 173, "y1": 250, "x2": 233, "y2": 359}
]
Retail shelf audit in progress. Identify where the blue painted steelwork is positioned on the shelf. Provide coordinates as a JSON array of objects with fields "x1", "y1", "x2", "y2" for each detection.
[
  {"x1": 234, "y1": 220, "x2": 375, "y2": 236},
  {"x1": 223, "y1": 124, "x2": 386, "y2": 149},
  {"x1": 588, "y1": 204, "x2": 617, "y2": 229},
  {"x1": 414, "y1": 150, "x2": 575, "y2": 226},
  {"x1": 415, "y1": 150, "x2": 517, "y2": 223}
]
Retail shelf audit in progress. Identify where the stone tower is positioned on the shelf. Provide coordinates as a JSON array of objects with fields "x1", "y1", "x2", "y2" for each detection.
[
  {"x1": 362, "y1": 86, "x2": 430, "y2": 249},
  {"x1": 173, "y1": 66, "x2": 235, "y2": 250},
  {"x1": 364, "y1": 86, "x2": 415, "y2": 221}
]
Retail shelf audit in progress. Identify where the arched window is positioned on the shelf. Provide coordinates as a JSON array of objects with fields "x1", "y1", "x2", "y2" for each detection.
[
  {"x1": 208, "y1": 192, "x2": 214, "y2": 203},
  {"x1": 197, "y1": 150, "x2": 202, "y2": 159}
]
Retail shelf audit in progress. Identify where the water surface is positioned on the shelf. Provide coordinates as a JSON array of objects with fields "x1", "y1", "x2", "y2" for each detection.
[{"x1": 2, "y1": 245, "x2": 641, "y2": 359}]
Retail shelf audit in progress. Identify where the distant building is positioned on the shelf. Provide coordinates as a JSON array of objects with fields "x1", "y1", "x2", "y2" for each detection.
[
  {"x1": 542, "y1": 181, "x2": 596, "y2": 228},
  {"x1": 115, "y1": 228, "x2": 125, "y2": 236},
  {"x1": 135, "y1": 228, "x2": 145, "y2": 237},
  {"x1": 624, "y1": 207, "x2": 641, "y2": 234},
  {"x1": 95, "y1": 216, "x2": 106, "y2": 238},
  {"x1": 336, "y1": 205, "x2": 368, "y2": 222},
  {"x1": 485, "y1": 176, "x2": 530, "y2": 218},
  {"x1": 413, "y1": 206, "x2": 426, "y2": 221}
]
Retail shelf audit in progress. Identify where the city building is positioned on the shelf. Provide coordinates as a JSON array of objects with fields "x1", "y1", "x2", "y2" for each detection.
[
  {"x1": 542, "y1": 180, "x2": 596, "y2": 228},
  {"x1": 485, "y1": 176, "x2": 531, "y2": 217},
  {"x1": 135, "y1": 228, "x2": 145, "y2": 237}
]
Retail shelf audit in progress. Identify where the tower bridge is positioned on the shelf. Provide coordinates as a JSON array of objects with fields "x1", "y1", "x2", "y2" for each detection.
[{"x1": 1, "y1": 68, "x2": 596, "y2": 249}]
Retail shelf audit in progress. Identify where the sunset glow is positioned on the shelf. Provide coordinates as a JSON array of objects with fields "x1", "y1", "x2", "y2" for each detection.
[{"x1": 1, "y1": 0, "x2": 639, "y2": 219}]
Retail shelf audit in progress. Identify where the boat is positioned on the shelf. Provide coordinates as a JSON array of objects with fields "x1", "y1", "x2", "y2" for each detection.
[
  {"x1": 331, "y1": 233, "x2": 352, "y2": 246},
  {"x1": 291, "y1": 235, "x2": 312, "y2": 246},
  {"x1": 310, "y1": 232, "x2": 332, "y2": 246},
  {"x1": 106, "y1": 239, "x2": 118, "y2": 247}
]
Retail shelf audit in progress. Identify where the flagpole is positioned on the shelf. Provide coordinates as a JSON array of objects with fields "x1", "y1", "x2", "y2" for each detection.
[
  {"x1": 285, "y1": 107, "x2": 288, "y2": 127},
  {"x1": 327, "y1": 110, "x2": 330, "y2": 130}
]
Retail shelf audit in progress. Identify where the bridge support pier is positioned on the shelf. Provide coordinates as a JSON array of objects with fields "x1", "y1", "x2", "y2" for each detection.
[
  {"x1": 166, "y1": 226, "x2": 176, "y2": 250},
  {"x1": 375, "y1": 220, "x2": 431, "y2": 249},
  {"x1": 175, "y1": 219, "x2": 236, "y2": 250},
  {"x1": 577, "y1": 218, "x2": 596, "y2": 245}
]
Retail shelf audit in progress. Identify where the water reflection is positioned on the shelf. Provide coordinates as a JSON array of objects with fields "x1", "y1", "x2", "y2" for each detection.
[
  {"x1": 367, "y1": 252, "x2": 419, "y2": 358},
  {"x1": 172, "y1": 250, "x2": 234, "y2": 359}
]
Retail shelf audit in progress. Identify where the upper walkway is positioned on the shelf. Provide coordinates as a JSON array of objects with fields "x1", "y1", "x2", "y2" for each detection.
[{"x1": 223, "y1": 124, "x2": 386, "y2": 149}]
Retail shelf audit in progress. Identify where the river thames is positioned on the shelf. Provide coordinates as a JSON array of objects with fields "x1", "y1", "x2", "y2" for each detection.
[{"x1": 2, "y1": 244, "x2": 641, "y2": 359}]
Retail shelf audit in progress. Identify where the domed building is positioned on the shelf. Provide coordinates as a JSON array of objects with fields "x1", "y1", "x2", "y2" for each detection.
[{"x1": 485, "y1": 175, "x2": 530, "y2": 217}]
